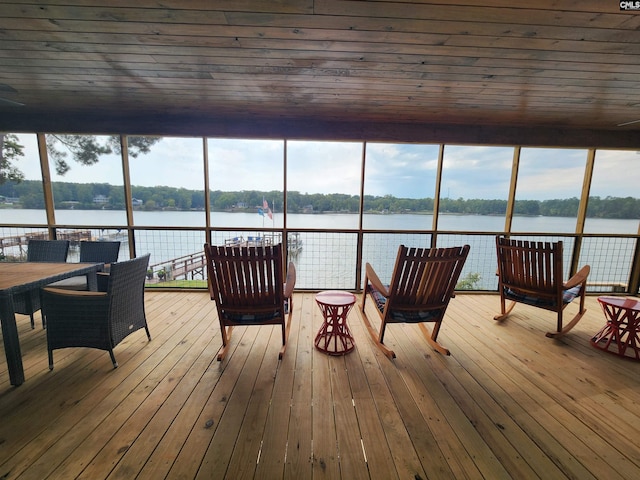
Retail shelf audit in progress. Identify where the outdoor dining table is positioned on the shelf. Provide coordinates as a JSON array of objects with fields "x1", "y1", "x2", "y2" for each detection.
[{"x1": 0, "y1": 262, "x2": 103, "y2": 386}]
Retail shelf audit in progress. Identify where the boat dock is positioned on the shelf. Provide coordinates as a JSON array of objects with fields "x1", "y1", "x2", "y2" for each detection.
[
  {"x1": 0, "y1": 230, "x2": 93, "y2": 257},
  {"x1": 148, "y1": 252, "x2": 206, "y2": 282}
]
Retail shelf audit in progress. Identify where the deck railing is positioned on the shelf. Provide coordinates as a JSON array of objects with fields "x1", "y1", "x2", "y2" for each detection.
[{"x1": 1, "y1": 224, "x2": 638, "y2": 294}]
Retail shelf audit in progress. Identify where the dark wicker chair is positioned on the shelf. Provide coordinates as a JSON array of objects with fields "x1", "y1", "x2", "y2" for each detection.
[
  {"x1": 41, "y1": 253, "x2": 151, "y2": 369},
  {"x1": 13, "y1": 239, "x2": 70, "y2": 329},
  {"x1": 204, "y1": 243, "x2": 296, "y2": 361},
  {"x1": 49, "y1": 240, "x2": 121, "y2": 291}
]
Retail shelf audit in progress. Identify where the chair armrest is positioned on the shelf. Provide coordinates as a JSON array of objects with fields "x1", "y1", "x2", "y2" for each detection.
[
  {"x1": 365, "y1": 263, "x2": 389, "y2": 298},
  {"x1": 284, "y1": 262, "x2": 296, "y2": 298},
  {"x1": 42, "y1": 287, "x2": 108, "y2": 298},
  {"x1": 564, "y1": 265, "x2": 590, "y2": 290}
]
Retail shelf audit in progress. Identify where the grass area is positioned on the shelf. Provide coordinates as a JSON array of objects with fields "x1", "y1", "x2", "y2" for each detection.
[{"x1": 145, "y1": 279, "x2": 207, "y2": 289}]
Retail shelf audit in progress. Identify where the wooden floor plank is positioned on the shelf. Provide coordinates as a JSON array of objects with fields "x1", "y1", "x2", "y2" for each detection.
[
  {"x1": 345, "y1": 305, "x2": 405, "y2": 480},
  {"x1": 224, "y1": 327, "x2": 282, "y2": 480},
  {"x1": 162, "y1": 324, "x2": 258, "y2": 479},
  {"x1": 444, "y1": 302, "x2": 600, "y2": 480},
  {"x1": 46, "y1": 295, "x2": 214, "y2": 480},
  {"x1": 310, "y1": 294, "x2": 341, "y2": 479},
  {"x1": 1, "y1": 292, "x2": 640, "y2": 480},
  {"x1": 2, "y1": 292, "x2": 201, "y2": 479},
  {"x1": 330, "y1": 355, "x2": 370, "y2": 480},
  {"x1": 254, "y1": 289, "x2": 304, "y2": 479},
  {"x1": 194, "y1": 322, "x2": 274, "y2": 479},
  {"x1": 449, "y1": 295, "x2": 638, "y2": 479},
  {"x1": 283, "y1": 294, "x2": 314, "y2": 480},
  {"x1": 103, "y1": 301, "x2": 219, "y2": 479}
]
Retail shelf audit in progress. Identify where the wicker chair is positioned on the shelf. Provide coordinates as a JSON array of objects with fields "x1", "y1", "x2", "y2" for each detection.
[
  {"x1": 41, "y1": 253, "x2": 151, "y2": 369},
  {"x1": 361, "y1": 244, "x2": 470, "y2": 358},
  {"x1": 204, "y1": 243, "x2": 296, "y2": 361},
  {"x1": 49, "y1": 240, "x2": 121, "y2": 291},
  {"x1": 13, "y1": 239, "x2": 70, "y2": 329}
]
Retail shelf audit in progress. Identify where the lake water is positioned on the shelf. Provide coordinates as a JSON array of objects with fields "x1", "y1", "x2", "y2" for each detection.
[
  {"x1": 1, "y1": 209, "x2": 638, "y2": 290},
  {"x1": 2, "y1": 208, "x2": 637, "y2": 233}
]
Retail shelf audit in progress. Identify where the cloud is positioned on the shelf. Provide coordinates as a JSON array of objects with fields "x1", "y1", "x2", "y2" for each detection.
[{"x1": 12, "y1": 134, "x2": 640, "y2": 201}]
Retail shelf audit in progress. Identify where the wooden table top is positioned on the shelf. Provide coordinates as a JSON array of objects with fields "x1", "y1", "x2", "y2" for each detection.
[{"x1": 0, "y1": 262, "x2": 102, "y2": 293}]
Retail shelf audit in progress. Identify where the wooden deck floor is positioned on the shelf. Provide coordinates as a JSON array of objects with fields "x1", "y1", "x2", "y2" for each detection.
[{"x1": 1, "y1": 291, "x2": 639, "y2": 479}]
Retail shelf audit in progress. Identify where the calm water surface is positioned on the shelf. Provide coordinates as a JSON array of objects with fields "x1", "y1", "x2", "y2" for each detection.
[
  {"x1": 2, "y1": 209, "x2": 638, "y2": 290},
  {"x1": 2, "y1": 209, "x2": 637, "y2": 233}
]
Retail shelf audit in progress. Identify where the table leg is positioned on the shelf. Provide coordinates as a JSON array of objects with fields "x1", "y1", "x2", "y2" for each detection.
[{"x1": 0, "y1": 293, "x2": 25, "y2": 386}]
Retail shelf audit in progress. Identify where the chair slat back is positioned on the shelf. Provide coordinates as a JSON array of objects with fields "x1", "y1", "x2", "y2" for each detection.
[
  {"x1": 390, "y1": 245, "x2": 470, "y2": 310},
  {"x1": 496, "y1": 237, "x2": 562, "y2": 297},
  {"x1": 205, "y1": 243, "x2": 284, "y2": 315}
]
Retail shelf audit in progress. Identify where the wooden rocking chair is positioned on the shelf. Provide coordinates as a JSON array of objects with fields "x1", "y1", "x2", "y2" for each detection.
[
  {"x1": 361, "y1": 244, "x2": 470, "y2": 358},
  {"x1": 204, "y1": 243, "x2": 296, "y2": 361},
  {"x1": 494, "y1": 236, "x2": 590, "y2": 338}
]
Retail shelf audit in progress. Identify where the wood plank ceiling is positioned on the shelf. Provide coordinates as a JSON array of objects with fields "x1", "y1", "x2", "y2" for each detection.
[{"x1": 0, "y1": 0, "x2": 639, "y2": 147}]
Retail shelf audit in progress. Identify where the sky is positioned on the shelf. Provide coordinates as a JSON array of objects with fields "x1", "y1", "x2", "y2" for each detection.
[{"x1": 13, "y1": 133, "x2": 640, "y2": 201}]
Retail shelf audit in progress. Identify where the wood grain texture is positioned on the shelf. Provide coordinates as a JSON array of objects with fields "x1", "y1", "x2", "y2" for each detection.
[
  {"x1": 0, "y1": 1, "x2": 638, "y2": 147},
  {"x1": 1, "y1": 291, "x2": 640, "y2": 478}
]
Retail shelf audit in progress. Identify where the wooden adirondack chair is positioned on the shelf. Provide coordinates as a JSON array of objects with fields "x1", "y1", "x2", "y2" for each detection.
[
  {"x1": 204, "y1": 243, "x2": 296, "y2": 361},
  {"x1": 361, "y1": 244, "x2": 470, "y2": 358},
  {"x1": 494, "y1": 236, "x2": 590, "y2": 338}
]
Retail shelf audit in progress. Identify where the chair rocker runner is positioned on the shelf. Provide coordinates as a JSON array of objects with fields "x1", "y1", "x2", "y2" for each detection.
[
  {"x1": 204, "y1": 243, "x2": 296, "y2": 361},
  {"x1": 361, "y1": 244, "x2": 470, "y2": 359},
  {"x1": 494, "y1": 236, "x2": 590, "y2": 338},
  {"x1": 42, "y1": 254, "x2": 151, "y2": 369}
]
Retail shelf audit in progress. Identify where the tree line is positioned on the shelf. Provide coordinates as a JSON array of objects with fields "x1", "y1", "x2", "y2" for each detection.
[{"x1": 0, "y1": 180, "x2": 638, "y2": 219}]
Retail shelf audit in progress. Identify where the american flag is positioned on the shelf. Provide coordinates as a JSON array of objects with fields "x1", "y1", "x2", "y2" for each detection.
[{"x1": 263, "y1": 198, "x2": 273, "y2": 219}]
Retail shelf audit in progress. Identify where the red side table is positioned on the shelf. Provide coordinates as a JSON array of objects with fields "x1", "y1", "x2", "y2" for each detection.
[
  {"x1": 592, "y1": 296, "x2": 640, "y2": 361},
  {"x1": 314, "y1": 290, "x2": 356, "y2": 355}
]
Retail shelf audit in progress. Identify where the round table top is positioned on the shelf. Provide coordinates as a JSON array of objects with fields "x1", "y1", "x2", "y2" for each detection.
[
  {"x1": 315, "y1": 290, "x2": 356, "y2": 307},
  {"x1": 598, "y1": 296, "x2": 640, "y2": 311}
]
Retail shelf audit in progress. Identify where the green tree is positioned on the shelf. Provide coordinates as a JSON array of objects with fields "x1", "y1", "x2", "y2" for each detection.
[
  {"x1": 1, "y1": 133, "x2": 161, "y2": 182},
  {"x1": 0, "y1": 134, "x2": 25, "y2": 184},
  {"x1": 46, "y1": 134, "x2": 160, "y2": 175},
  {"x1": 456, "y1": 272, "x2": 481, "y2": 290}
]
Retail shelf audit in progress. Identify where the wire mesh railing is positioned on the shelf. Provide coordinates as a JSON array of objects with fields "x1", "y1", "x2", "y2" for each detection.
[{"x1": 1, "y1": 225, "x2": 638, "y2": 294}]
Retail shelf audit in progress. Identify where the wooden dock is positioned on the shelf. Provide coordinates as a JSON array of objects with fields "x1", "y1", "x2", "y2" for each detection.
[
  {"x1": 0, "y1": 230, "x2": 93, "y2": 256},
  {"x1": 149, "y1": 252, "x2": 206, "y2": 282}
]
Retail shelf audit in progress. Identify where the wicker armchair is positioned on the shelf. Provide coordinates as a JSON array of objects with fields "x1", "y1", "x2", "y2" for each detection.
[
  {"x1": 41, "y1": 254, "x2": 151, "y2": 369},
  {"x1": 49, "y1": 240, "x2": 121, "y2": 291},
  {"x1": 13, "y1": 239, "x2": 70, "y2": 329}
]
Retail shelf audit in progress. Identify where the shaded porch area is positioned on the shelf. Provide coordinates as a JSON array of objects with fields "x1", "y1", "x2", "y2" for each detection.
[{"x1": 0, "y1": 292, "x2": 639, "y2": 479}]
